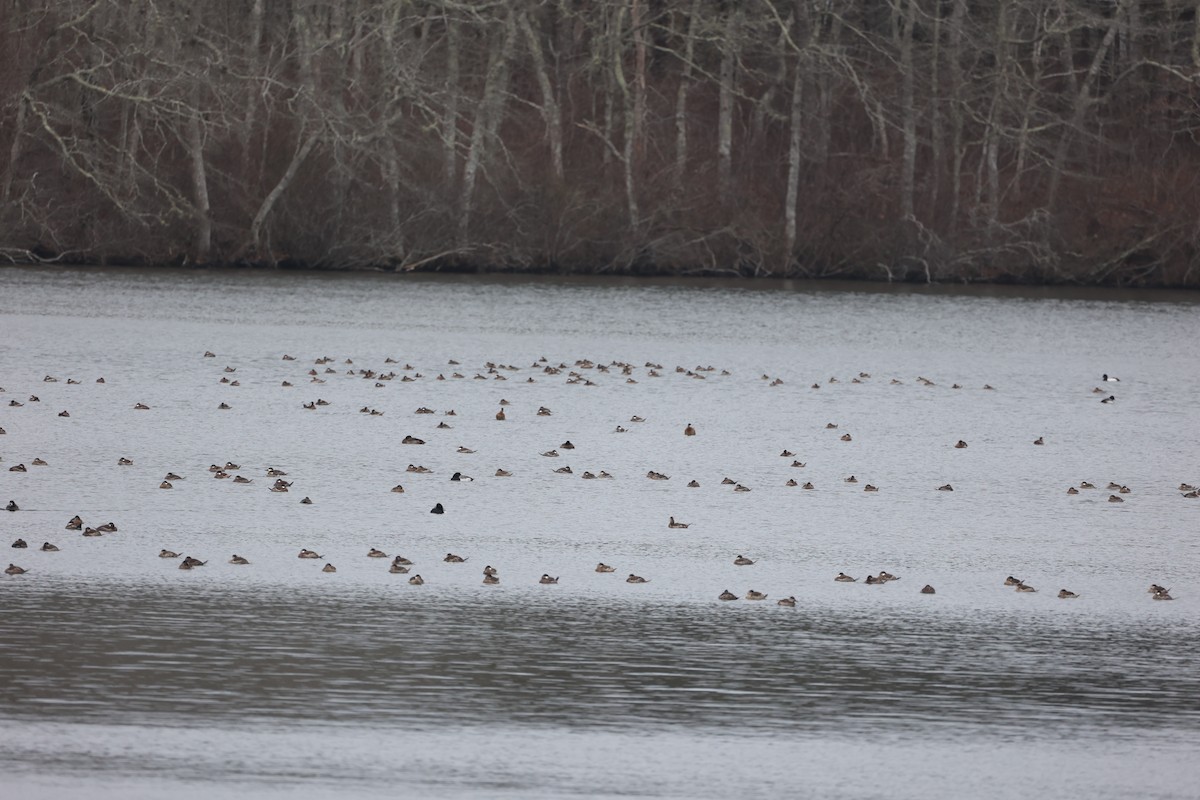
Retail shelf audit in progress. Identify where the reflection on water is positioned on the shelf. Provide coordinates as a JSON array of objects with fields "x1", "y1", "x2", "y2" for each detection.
[
  {"x1": 1, "y1": 267, "x2": 1199, "y2": 798},
  {"x1": 3, "y1": 580, "x2": 1198, "y2": 737}
]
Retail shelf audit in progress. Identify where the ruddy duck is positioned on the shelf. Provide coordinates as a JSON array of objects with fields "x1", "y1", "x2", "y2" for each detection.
[
  {"x1": 834, "y1": 572, "x2": 856, "y2": 582},
  {"x1": 230, "y1": 555, "x2": 250, "y2": 565},
  {"x1": 777, "y1": 596, "x2": 796, "y2": 607},
  {"x1": 733, "y1": 555, "x2": 755, "y2": 566},
  {"x1": 595, "y1": 563, "x2": 615, "y2": 573},
  {"x1": 539, "y1": 574, "x2": 559, "y2": 584},
  {"x1": 745, "y1": 590, "x2": 767, "y2": 601},
  {"x1": 626, "y1": 574, "x2": 648, "y2": 583}
]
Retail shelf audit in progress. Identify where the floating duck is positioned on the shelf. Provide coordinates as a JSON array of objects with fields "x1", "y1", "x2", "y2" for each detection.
[
  {"x1": 230, "y1": 555, "x2": 250, "y2": 565},
  {"x1": 11, "y1": 539, "x2": 27, "y2": 549},
  {"x1": 6, "y1": 564, "x2": 29, "y2": 575},
  {"x1": 920, "y1": 585, "x2": 936, "y2": 594},
  {"x1": 744, "y1": 590, "x2": 767, "y2": 601},
  {"x1": 595, "y1": 563, "x2": 615, "y2": 573},
  {"x1": 539, "y1": 574, "x2": 559, "y2": 585},
  {"x1": 159, "y1": 549, "x2": 180, "y2": 558},
  {"x1": 668, "y1": 516, "x2": 690, "y2": 529},
  {"x1": 1057, "y1": 589, "x2": 1078, "y2": 599},
  {"x1": 443, "y1": 553, "x2": 466, "y2": 563},
  {"x1": 298, "y1": 549, "x2": 322, "y2": 559},
  {"x1": 408, "y1": 574, "x2": 425, "y2": 585},
  {"x1": 733, "y1": 555, "x2": 756, "y2": 566},
  {"x1": 41, "y1": 542, "x2": 59, "y2": 552},
  {"x1": 777, "y1": 597, "x2": 796, "y2": 607},
  {"x1": 368, "y1": 549, "x2": 388, "y2": 558},
  {"x1": 684, "y1": 424, "x2": 696, "y2": 436},
  {"x1": 835, "y1": 572, "x2": 856, "y2": 582},
  {"x1": 430, "y1": 503, "x2": 445, "y2": 514},
  {"x1": 626, "y1": 574, "x2": 648, "y2": 583},
  {"x1": 322, "y1": 563, "x2": 337, "y2": 573}
]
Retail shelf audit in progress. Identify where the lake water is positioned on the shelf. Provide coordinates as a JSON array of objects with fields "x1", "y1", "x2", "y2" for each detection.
[{"x1": 1, "y1": 267, "x2": 1198, "y2": 799}]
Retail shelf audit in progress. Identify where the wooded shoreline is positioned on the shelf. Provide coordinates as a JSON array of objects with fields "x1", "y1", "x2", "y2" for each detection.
[{"x1": 3, "y1": 2, "x2": 1200, "y2": 288}]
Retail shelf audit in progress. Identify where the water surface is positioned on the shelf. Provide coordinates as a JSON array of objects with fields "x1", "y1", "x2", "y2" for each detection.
[{"x1": 1, "y1": 267, "x2": 1198, "y2": 798}]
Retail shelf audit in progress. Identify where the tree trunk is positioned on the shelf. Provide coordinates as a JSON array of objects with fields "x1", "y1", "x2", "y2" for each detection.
[
  {"x1": 443, "y1": 15, "x2": 460, "y2": 186},
  {"x1": 519, "y1": 7, "x2": 564, "y2": 182},
  {"x1": 246, "y1": 133, "x2": 319, "y2": 260},
  {"x1": 1046, "y1": 6, "x2": 1122, "y2": 208},
  {"x1": 784, "y1": 59, "x2": 804, "y2": 276},
  {"x1": 184, "y1": 105, "x2": 211, "y2": 263},
  {"x1": 458, "y1": 11, "x2": 516, "y2": 243},
  {"x1": 717, "y1": 8, "x2": 740, "y2": 202},
  {"x1": 672, "y1": 0, "x2": 699, "y2": 196},
  {"x1": 899, "y1": 0, "x2": 917, "y2": 221},
  {"x1": 612, "y1": 4, "x2": 639, "y2": 229}
]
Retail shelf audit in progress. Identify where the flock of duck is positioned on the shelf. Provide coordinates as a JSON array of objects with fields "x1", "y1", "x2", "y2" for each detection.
[{"x1": 1, "y1": 356, "x2": 1190, "y2": 603}]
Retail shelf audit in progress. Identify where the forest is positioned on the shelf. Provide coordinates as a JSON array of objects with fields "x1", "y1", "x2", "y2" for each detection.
[{"x1": 2, "y1": 0, "x2": 1199, "y2": 286}]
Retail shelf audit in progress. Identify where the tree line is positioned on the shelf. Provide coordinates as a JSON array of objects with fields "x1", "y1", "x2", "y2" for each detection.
[{"x1": 2, "y1": 0, "x2": 1199, "y2": 286}]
